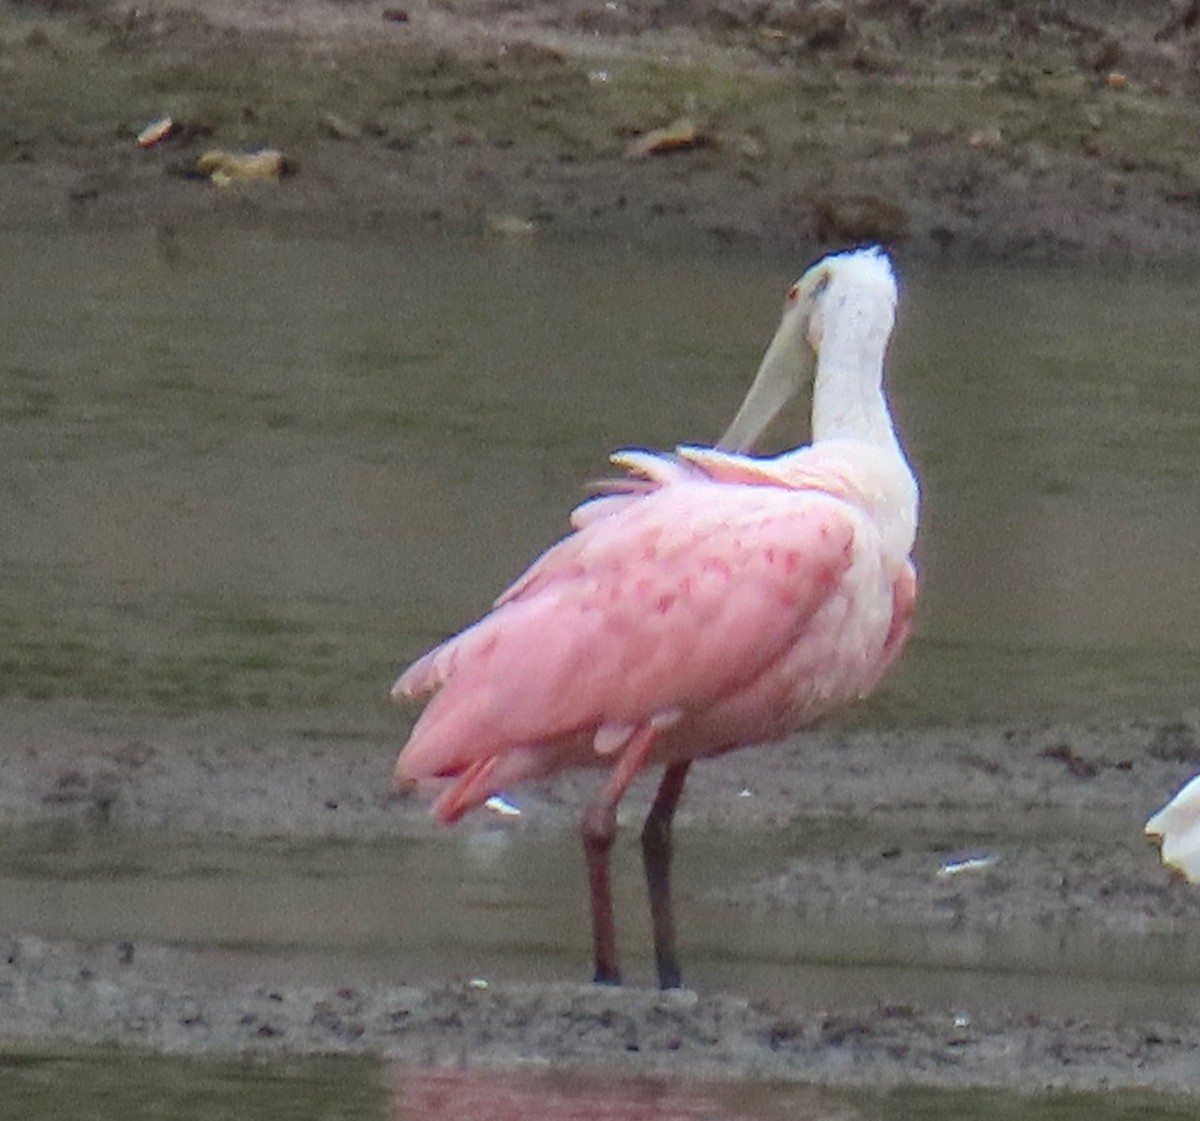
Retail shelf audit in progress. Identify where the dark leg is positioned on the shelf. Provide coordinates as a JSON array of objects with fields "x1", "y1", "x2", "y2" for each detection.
[
  {"x1": 641, "y1": 761, "x2": 691, "y2": 990},
  {"x1": 581, "y1": 800, "x2": 621, "y2": 985},
  {"x1": 578, "y1": 724, "x2": 661, "y2": 986}
]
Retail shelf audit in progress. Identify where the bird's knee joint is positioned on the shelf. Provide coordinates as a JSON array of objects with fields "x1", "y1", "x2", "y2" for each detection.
[{"x1": 582, "y1": 802, "x2": 617, "y2": 850}]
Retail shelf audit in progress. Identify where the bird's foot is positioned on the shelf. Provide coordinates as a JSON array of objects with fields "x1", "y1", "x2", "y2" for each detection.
[{"x1": 657, "y1": 967, "x2": 683, "y2": 991}]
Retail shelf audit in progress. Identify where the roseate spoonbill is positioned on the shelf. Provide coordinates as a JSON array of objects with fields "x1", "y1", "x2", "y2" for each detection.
[
  {"x1": 392, "y1": 246, "x2": 919, "y2": 989},
  {"x1": 1146, "y1": 776, "x2": 1200, "y2": 881}
]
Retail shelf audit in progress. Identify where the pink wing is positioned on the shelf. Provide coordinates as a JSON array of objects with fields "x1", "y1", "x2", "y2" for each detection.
[{"x1": 394, "y1": 478, "x2": 857, "y2": 813}]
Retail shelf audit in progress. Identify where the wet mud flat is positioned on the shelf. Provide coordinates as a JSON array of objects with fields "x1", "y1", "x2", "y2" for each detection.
[
  {"x1": 4, "y1": 931, "x2": 1200, "y2": 1095},
  {"x1": 5, "y1": 704, "x2": 1200, "y2": 1093},
  {"x1": 6, "y1": 0, "x2": 1200, "y2": 264}
]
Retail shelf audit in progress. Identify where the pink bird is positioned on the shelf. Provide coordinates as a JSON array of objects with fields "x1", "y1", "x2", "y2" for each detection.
[{"x1": 393, "y1": 246, "x2": 919, "y2": 989}]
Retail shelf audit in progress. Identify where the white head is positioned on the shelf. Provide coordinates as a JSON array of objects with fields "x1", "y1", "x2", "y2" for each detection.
[{"x1": 719, "y1": 247, "x2": 899, "y2": 453}]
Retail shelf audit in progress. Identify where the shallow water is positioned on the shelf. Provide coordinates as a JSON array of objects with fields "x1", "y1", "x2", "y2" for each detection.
[
  {"x1": 3, "y1": 229, "x2": 1200, "y2": 731},
  {"x1": 5, "y1": 822, "x2": 1200, "y2": 1025},
  {"x1": 1, "y1": 1050, "x2": 1195, "y2": 1121}
]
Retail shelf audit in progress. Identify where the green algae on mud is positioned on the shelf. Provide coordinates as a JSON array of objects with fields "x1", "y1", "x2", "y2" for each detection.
[
  {"x1": 863, "y1": 1085, "x2": 1200, "y2": 1121},
  {"x1": 0, "y1": 1048, "x2": 385, "y2": 1121}
]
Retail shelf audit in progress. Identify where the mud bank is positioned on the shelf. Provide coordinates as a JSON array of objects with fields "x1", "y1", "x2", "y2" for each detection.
[
  {"x1": 4, "y1": 704, "x2": 1200, "y2": 1092},
  {"x1": 9, "y1": 703, "x2": 1200, "y2": 939},
  {"x1": 4, "y1": 933, "x2": 1200, "y2": 1094},
  {"x1": 6, "y1": 704, "x2": 1200, "y2": 842},
  {"x1": 6, "y1": 0, "x2": 1200, "y2": 264}
]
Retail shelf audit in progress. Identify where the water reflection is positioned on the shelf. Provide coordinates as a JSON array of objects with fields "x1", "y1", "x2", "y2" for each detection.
[
  {"x1": 388, "y1": 1067, "x2": 856, "y2": 1121},
  {"x1": 0, "y1": 1047, "x2": 1194, "y2": 1121},
  {"x1": 385, "y1": 1066, "x2": 1200, "y2": 1121},
  {"x1": 6, "y1": 824, "x2": 1200, "y2": 1026}
]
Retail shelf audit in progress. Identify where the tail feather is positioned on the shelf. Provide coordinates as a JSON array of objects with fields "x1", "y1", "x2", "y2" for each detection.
[
  {"x1": 391, "y1": 649, "x2": 440, "y2": 699},
  {"x1": 392, "y1": 612, "x2": 494, "y2": 700},
  {"x1": 432, "y1": 757, "x2": 500, "y2": 823},
  {"x1": 426, "y1": 743, "x2": 571, "y2": 823}
]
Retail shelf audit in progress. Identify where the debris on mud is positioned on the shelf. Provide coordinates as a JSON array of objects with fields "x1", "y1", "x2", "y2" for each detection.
[{"x1": 4, "y1": 0, "x2": 1200, "y2": 263}]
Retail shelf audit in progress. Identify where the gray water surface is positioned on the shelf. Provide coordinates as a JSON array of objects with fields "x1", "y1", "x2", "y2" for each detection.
[{"x1": 4, "y1": 229, "x2": 1200, "y2": 730}]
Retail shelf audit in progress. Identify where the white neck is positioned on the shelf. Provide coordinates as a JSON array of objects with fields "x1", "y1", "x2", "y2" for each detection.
[
  {"x1": 808, "y1": 285, "x2": 918, "y2": 557},
  {"x1": 810, "y1": 288, "x2": 897, "y2": 450}
]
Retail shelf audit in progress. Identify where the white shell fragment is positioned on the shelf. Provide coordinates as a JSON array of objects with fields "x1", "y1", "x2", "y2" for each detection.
[
  {"x1": 1145, "y1": 774, "x2": 1200, "y2": 882},
  {"x1": 485, "y1": 214, "x2": 536, "y2": 237},
  {"x1": 936, "y1": 853, "x2": 998, "y2": 879},
  {"x1": 484, "y1": 794, "x2": 522, "y2": 818},
  {"x1": 137, "y1": 116, "x2": 175, "y2": 148}
]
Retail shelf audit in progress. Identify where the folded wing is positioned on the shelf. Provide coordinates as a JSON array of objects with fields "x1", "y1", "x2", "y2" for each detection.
[{"x1": 394, "y1": 479, "x2": 857, "y2": 798}]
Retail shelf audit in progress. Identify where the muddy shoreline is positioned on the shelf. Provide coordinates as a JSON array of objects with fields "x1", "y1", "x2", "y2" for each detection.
[
  {"x1": 6, "y1": 0, "x2": 1200, "y2": 265},
  {"x1": 5, "y1": 703, "x2": 1200, "y2": 1092},
  {"x1": 7, "y1": 703, "x2": 1200, "y2": 842},
  {"x1": 6, "y1": 932, "x2": 1200, "y2": 1095}
]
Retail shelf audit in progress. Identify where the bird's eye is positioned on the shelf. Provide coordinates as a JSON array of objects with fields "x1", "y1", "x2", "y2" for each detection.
[{"x1": 785, "y1": 284, "x2": 800, "y2": 305}]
